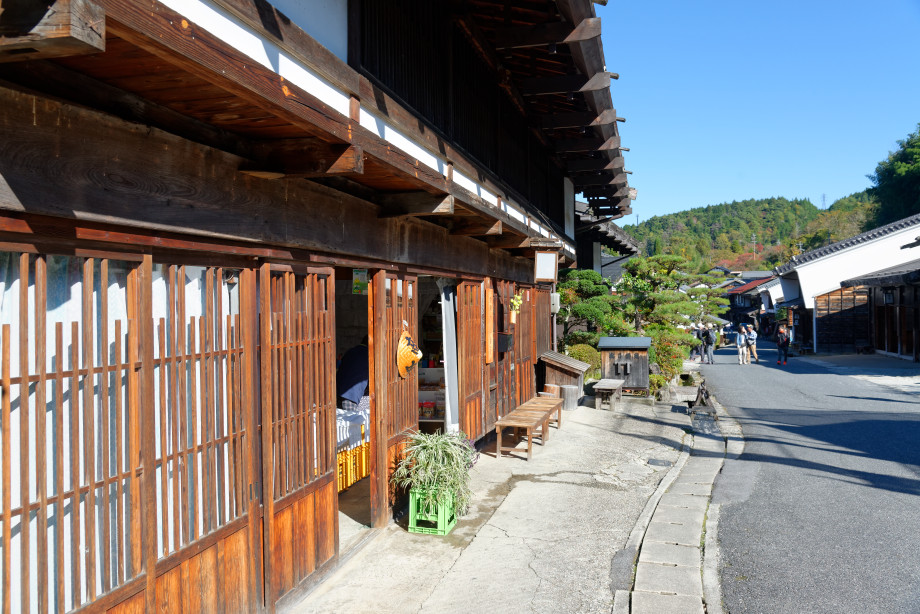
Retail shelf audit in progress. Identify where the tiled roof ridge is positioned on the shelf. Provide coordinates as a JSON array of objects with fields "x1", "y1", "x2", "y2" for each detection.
[{"x1": 774, "y1": 211, "x2": 920, "y2": 274}]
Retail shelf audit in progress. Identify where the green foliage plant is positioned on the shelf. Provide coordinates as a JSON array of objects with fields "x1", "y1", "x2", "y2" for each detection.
[
  {"x1": 556, "y1": 269, "x2": 631, "y2": 350},
  {"x1": 390, "y1": 431, "x2": 479, "y2": 517},
  {"x1": 867, "y1": 123, "x2": 920, "y2": 228},
  {"x1": 567, "y1": 343, "x2": 601, "y2": 379}
]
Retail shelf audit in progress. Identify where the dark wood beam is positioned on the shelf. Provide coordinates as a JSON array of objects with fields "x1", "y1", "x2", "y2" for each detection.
[
  {"x1": 376, "y1": 193, "x2": 454, "y2": 218},
  {"x1": 555, "y1": 135, "x2": 620, "y2": 154},
  {"x1": 0, "y1": 59, "x2": 253, "y2": 158},
  {"x1": 570, "y1": 172, "x2": 628, "y2": 187},
  {"x1": 0, "y1": 0, "x2": 105, "y2": 63},
  {"x1": 493, "y1": 17, "x2": 601, "y2": 50},
  {"x1": 485, "y1": 235, "x2": 533, "y2": 250},
  {"x1": 566, "y1": 155, "x2": 625, "y2": 173},
  {"x1": 541, "y1": 108, "x2": 618, "y2": 130},
  {"x1": 519, "y1": 71, "x2": 615, "y2": 96},
  {"x1": 449, "y1": 219, "x2": 503, "y2": 237},
  {"x1": 582, "y1": 185, "x2": 630, "y2": 198},
  {"x1": 240, "y1": 140, "x2": 364, "y2": 179}
]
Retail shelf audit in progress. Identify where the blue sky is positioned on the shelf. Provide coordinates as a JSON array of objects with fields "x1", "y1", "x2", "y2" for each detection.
[{"x1": 596, "y1": 0, "x2": 920, "y2": 223}]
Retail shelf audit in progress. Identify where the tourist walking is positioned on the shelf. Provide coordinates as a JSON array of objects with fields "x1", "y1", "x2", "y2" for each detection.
[
  {"x1": 735, "y1": 326, "x2": 748, "y2": 364},
  {"x1": 703, "y1": 324, "x2": 716, "y2": 364},
  {"x1": 746, "y1": 325, "x2": 759, "y2": 364},
  {"x1": 776, "y1": 325, "x2": 790, "y2": 365}
]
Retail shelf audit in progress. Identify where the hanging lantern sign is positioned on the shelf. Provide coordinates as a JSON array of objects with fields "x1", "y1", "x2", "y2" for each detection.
[
  {"x1": 534, "y1": 251, "x2": 558, "y2": 283},
  {"x1": 396, "y1": 330, "x2": 424, "y2": 378}
]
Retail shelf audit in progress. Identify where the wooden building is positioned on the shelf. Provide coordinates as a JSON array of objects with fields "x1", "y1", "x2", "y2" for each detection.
[
  {"x1": 774, "y1": 213, "x2": 920, "y2": 353},
  {"x1": 841, "y1": 259, "x2": 920, "y2": 361},
  {"x1": 0, "y1": 0, "x2": 632, "y2": 612}
]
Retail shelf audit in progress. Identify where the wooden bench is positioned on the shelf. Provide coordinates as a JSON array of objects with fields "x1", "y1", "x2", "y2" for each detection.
[
  {"x1": 593, "y1": 378, "x2": 625, "y2": 410},
  {"x1": 495, "y1": 397, "x2": 564, "y2": 461}
]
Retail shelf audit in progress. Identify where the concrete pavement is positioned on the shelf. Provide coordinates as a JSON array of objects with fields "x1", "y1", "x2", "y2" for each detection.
[{"x1": 292, "y1": 394, "x2": 698, "y2": 614}]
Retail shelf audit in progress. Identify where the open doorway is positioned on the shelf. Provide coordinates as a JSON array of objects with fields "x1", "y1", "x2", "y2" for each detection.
[
  {"x1": 417, "y1": 275, "x2": 460, "y2": 435},
  {"x1": 334, "y1": 267, "x2": 372, "y2": 553}
]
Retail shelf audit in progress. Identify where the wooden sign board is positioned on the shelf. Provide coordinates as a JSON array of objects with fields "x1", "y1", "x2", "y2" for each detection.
[{"x1": 0, "y1": 0, "x2": 105, "y2": 63}]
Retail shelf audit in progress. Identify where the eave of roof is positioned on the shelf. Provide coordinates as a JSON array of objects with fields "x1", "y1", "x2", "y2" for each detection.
[
  {"x1": 775, "y1": 212, "x2": 920, "y2": 275},
  {"x1": 840, "y1": 258, "x2": 920, "y2": 287}
]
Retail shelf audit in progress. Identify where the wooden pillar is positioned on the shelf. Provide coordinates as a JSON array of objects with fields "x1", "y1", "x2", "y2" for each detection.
[
  {"x1": 240, "y1": 268, "x2": 263, "y2": 608},
  {"x1": 138, "y1": 255, "x2": 157, "y2": 613},
  {"x1": 369, "y1": 270, "x2": 389, "y2": 528},
  {"x1": 258, "y1": 263, "x2": 275, "y2": 611}
]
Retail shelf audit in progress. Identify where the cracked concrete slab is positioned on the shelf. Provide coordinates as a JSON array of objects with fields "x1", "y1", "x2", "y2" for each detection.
[
  {"x1": 643, "y1": 519, "x2": 704, "y2": 546},
  {"x1": 291, "y1": 401, "x2": 690, "y2": 614},
  {"x1": 652, "y1": 504, "x2": 705, "y2": 526},
  {"x1": 632, "y1": 590, "x2": 705, "y2": 614},
  {"x1": 639, "y1": 541, "x2": 701, "y2": 567},
  {"x1": 658, "y1": 492, "x2": 710, "y2": 510},
  {"x1": 634, "y1": 561, "x2": 703, "y2": 596}
]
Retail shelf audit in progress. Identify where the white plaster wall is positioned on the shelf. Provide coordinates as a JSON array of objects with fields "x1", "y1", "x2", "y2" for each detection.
[
  {"x1": 779, "y1": 277, "x2": 800, "y2": 303},
  {"x1": 796, "y1": 226, "x2": 920, "y2": 308},
  {"x1": 564, "y1": 178, "x2": 575, "y2": 240},
  {"x1": 272, "y1": 0, "x2": 348, "y2": 61}
]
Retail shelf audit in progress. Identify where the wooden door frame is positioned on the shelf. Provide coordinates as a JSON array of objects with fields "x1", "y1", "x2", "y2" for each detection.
[{"x1": 368, "y1": 268, "x2": 389, "y2": 528}]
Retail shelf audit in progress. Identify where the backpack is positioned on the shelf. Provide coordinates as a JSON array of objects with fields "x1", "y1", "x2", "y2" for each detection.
[{"x1": 704, "y1": 329, "x2": 715, "y2": 345}]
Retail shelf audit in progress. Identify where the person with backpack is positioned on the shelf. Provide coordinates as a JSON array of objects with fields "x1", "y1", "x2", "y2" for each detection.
[
  {"x1": 702, "y1": 323, "x2": 716, "y2": 364},
  {"x1": 776, "y1": 325, "x2": 790, "y2": 365}
]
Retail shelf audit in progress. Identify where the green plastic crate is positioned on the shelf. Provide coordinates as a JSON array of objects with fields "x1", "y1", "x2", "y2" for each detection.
[{"x1": 408, "y1": 489, "x2": 457, "y2": 535}]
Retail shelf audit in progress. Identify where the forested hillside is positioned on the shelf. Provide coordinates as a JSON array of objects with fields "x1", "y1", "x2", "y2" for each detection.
[{"x1": 622, "y1": 194, "x2": 876, "y2": 271}]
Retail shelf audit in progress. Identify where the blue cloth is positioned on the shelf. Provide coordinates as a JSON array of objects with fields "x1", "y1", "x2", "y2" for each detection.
[
  {"x1": 735, "y1": 330, "x2": 746, "y2": 346},
  {"x1": 337, "y1": 343, "x2": 369, "y2": 405}
]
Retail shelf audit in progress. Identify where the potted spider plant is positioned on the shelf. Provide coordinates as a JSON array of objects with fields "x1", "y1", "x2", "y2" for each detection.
[{"x1": 390, "y1": 430, "x2": 479, "y2": 535}]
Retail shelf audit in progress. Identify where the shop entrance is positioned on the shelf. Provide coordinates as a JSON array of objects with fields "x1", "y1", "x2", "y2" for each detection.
[
  {"x1": 333, "y1": 267, "x2": 373, "y2": 553},
  {"x1": 418, "y1": 275, "x2": 457, "y2": 433}
]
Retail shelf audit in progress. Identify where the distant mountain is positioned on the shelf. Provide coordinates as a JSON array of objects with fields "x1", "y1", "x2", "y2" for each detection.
[{"x1": 621, "y1": 193, "x2": 876, "y2": 272}]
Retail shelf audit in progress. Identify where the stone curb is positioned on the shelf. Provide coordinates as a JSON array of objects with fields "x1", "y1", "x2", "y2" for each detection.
[
  {"x1": 610, "y1": 430, "x2": 693, "y2": 613},
  {"x1": 700, "y1": 394, "x2": 743, "y2": 614},
  {"x1": 616, "y1": 391, "x2": 743, "y2": 614}
]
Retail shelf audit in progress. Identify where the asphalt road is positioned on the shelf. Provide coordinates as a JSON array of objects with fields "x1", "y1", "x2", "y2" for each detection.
[{"x1": 701, "y1": 343, "x2": 920, "y2": 614}]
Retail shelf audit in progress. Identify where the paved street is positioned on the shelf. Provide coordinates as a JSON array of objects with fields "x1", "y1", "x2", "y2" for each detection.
[{"x1": 701, "y1": 343, "x2": 920, "y2": 613}]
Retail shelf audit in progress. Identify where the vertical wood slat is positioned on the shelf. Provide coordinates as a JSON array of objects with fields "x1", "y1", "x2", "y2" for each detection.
[
  {"x1": 34, "y1": 256, "x2": 48, "y2": 614},
  {"x1": 18, "y1": 253, "x2": 31, "y2": 614},
  {"x1": 99, "y1": 260, "x2": 112, "y2": 593},
  {"x1": 113, "y1": 320, "x2": 124, "y2": 586},
  {"x1": 168, "y1": 267, "x2": 181, "y2": 552},
  {"x1": 199, "y1": 314, "x2": 213, "y2": 535},
  {"x1": 127, "y1": 269, "x2": 141, "y2": 578},
  {"x1": 1, "y1": 325, "x2": 10, "y2": 614},
  {"x1": 215, "y1": 270, "x2": 227, "y2": 528},
  {"x1": 81, "y1": 258, "x2": 97, "y2": 602},
  {"x1": 203, "y1": 268, "x2": 215, "y2": 532},
  {"x1": 177, "y1": 266, "x2": 189, "y2": 547},
  {"x1": 188, "y1": 315, "x2": 199, "y2": 542},
  {"x1": 158, "y1": 320, "x2": 169, "y2": 555},
  {"x1": 226, "y1": 315, "x2": 238, "y2": 520},
  {"x1": 53, "y1": 324, "x2": 65, "y2": 613},
  {"x1": 69, "y1": 322, "x2": 81, "y2": 607}
]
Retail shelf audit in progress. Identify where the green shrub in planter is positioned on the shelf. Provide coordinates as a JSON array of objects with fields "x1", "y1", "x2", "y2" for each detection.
[
  {"x1": 391, "y1": 431, "x2": 479, "y2": 531},
  {"x1": 567, "y1": 343, "x2": 601, "y2": 379}
]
